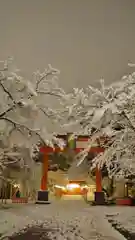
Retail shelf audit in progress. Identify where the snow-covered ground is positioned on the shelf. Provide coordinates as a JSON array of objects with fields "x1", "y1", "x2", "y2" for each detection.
[
  {"x1": 104, "y1": 206, "x2": 135, "y2": 234},
  {"x1": 0, "y1": 201, "x2": 128, "y2": 240}
]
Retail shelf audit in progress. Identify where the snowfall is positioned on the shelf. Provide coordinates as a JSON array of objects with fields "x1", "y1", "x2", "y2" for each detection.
[{"x1": 0, "y1": 199, "x2": 135, "y2": 240}]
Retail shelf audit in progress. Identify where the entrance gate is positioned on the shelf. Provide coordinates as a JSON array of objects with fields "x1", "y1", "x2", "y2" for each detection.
[{"x1": 37, "y1": 135, "x2": 105, "y2": 205}]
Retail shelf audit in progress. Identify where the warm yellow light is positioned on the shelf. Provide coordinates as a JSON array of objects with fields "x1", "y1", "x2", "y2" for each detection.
[
  {"x1": 66, "y1": 183, "x2": 80, "y2": 190},
  {"x1": 54, "y1": 185, "x2": 65, "y2": 190},
  {"x1": 80, "y1": 185, "x2": 88, "y2": 189},
  {"x1": 13, "y1": 183, "x2": 20, "y2": 188}
]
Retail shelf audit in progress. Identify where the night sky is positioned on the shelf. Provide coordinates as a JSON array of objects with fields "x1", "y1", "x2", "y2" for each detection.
[{"x1": 0, "y1": 0, "x2": 135, "y2": 90}]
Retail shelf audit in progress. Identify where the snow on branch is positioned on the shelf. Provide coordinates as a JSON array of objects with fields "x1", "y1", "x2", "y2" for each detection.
[
  {"x1": 60, "y1": 68, "x2": 135, "y2": 178},
  {"x1": 0, "y1": 58, "x2": 66, "y2": 140},
  {"x1": 0, "y1": 145, "x2": 27, "y2": 180},
  {"x1": 0, "y1": 58, "x2": 68, "y2": 179}
]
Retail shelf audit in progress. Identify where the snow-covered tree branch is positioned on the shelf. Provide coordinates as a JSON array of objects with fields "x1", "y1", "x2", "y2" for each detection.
[
  {"x1": 0, "y1": 57, "x2": 67, "y2": 179},
  {"x1": 0, "y1": 57, "x2": 67, "y2": 142},
  {"x1": 60, "y1": 69, "x2": 135, "y2": 178}
]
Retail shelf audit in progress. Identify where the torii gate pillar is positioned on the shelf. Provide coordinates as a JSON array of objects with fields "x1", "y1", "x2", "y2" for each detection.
[
  {"x1": 94, "y1": 166, "x2": 105, "y2": 205},
  {"x1": 36, "y1": 147, "x2": 51, "y2": 204}
]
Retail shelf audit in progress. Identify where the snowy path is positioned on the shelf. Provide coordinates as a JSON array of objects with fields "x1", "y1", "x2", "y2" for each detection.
[
  {"x1": 0, "y1": 201, "x2": 126, "y2": 240},
  {"x1": 104, "y1": 206, "x2": 135, "y2": 236}
]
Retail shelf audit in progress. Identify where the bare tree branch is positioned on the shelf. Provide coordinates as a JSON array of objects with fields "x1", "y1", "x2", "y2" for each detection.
[
  {"x1": 0, "y1": 81, "x2": 15, "y2": 103},
  {"x1": 0, "y1": 117, "x2": 45, "y2": 145},
  {"x1": 0, "y1": 105, "x2": 16, "y2": 118},
  {"x1": 37, "y1": 90, "x2": 63, "y2": 98},
  {"x1": 35, "y1": 65, "x2": 60, "y2": 91}
]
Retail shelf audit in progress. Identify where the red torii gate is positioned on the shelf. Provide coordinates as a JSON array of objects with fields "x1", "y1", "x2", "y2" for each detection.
[{"x1": 36, "y1": 137, "x2": 105, "y2": 204}]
